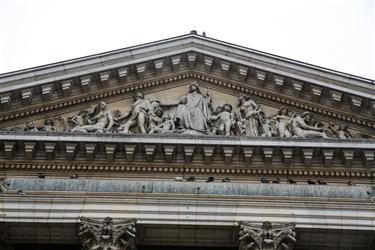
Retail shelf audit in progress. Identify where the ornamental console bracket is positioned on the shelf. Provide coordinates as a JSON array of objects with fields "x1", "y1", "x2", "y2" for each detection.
[
  {"x1": 238, "y1": 221, "x2": 297, "y2": 250},
  {"x1": 79, "y1": 217, "x2": 137, "y2": 250}
]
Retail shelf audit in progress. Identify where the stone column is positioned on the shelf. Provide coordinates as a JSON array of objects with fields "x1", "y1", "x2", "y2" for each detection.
[
  {"x1": 79, "y1": 217, "x2": 137, "y2": 250},
  {"x1": 238, "y1": 221, "x2": 296, "y2": 250}
]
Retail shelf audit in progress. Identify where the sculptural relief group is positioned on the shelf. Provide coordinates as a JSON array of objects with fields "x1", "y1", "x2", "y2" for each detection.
[{"x1": 19, "y1": 82, "x2": 354, "y2": 139}]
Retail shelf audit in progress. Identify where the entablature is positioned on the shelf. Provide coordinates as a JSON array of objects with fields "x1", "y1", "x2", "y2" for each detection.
[{"x1": 0, "y1": 132, "x2": 374, "y2": 171}]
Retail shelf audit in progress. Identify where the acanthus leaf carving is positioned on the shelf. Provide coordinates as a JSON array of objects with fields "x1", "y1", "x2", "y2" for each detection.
[
  {"x1": 79, "y1": 217, "x2": 137, "y2": 250},
  {"x1": 238, "y1": 221, "x2": 296, "y2": 250}
]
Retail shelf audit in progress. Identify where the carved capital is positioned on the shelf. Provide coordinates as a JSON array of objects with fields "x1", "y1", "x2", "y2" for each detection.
[
  {"x1": 238, "y1": 221, "x2": 296, "y2": 250},
  {"x1": 79, "y1": 217, "x2": 137, "y2": 250}
]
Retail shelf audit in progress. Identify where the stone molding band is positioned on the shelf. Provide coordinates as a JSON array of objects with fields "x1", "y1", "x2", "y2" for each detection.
[{"x1": 3, "y1": 178, "x2": 373, "y2": 199}]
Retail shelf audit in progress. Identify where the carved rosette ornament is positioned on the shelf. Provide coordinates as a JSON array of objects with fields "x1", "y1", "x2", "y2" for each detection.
[
  {"x1": 79, "y1": 217, "x2": 137, "y2": 250},
  {"x1": 238, "y1": 221, "x2": 296, "y2": 250}
]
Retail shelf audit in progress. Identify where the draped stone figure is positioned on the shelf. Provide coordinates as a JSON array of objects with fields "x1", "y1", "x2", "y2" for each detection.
[
  {"x1": 235, "y1": 94, "x2": 260, "y2": 137},
  {"x1": 174, "y1": 82, "x2": 212, "y2": 133}
]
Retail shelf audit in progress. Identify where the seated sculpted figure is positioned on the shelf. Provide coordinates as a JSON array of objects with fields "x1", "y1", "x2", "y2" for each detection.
[
  {"x1": 117, "y1": 91, "x2": 154, "y2": 134},
  {"x1": 71, "y1": 101, "x2": 113, "y2": 133},
  {"x1": 291, "y1": 112, "x2": 328, "y2": 138}
]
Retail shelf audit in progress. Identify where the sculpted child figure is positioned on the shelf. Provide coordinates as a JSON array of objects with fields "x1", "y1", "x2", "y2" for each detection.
[
  {"x1": 258, "y1": 111, "x2": 273, "y2": 137},
  {"x1": 210, "y1": 103, "x2": 233, "y2": 136},
  {"x1": 148, "y1": 108, "x2": 164, "y2": 134}
]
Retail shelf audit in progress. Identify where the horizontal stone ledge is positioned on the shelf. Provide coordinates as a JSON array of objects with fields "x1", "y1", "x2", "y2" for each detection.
[
  {"x1": 0, "y1": 131, "x2": 374, "y2": 149},
  {"x1": 3, "y1": 178, "x2": 373, "y2": 199}
]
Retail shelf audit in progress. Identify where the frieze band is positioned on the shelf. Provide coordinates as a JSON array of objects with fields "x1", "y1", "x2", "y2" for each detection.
[{"x1": 6, "y1": 82, "x2": 372, "y2": 139}]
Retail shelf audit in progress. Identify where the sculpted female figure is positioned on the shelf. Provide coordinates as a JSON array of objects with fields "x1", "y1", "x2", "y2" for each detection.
[
  {"x1": 290, "y1": 112, "x2": 328, "y2": 138},
  {"x1": 175, "y1": 82, "x2": 212, "y2": 132},
  {"x1": 235, "y1": 94, "x2": 260, "y2": 137},
  {"x1": 271, "y1": 107, "x2": 292, "y2": 137},
  {"x1": 71, "y1": 101, "x2": 114, "y2": 133}
]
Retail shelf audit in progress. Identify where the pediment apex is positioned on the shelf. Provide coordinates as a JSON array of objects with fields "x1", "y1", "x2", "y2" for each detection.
[
  {"x1": 1, "y1": 33, "x2": 373, "y2": 92},
  {"x1": 0, "y1": 33, "x2": 374, "y2": 135}
]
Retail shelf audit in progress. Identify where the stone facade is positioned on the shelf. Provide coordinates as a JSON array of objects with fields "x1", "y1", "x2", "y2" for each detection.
[{"x1": 0, "y1": 32, "x2": 374, "y2": 250}]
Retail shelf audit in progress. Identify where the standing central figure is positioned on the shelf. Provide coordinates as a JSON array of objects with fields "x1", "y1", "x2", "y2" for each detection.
[{"x1": 175, "y1": 82, "x2": 212, "y2": 133}]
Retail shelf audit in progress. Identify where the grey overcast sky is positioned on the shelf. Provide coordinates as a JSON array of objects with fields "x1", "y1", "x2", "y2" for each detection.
[{"x1": 0, "y1": 0, "x2": 374, "y2": 79}]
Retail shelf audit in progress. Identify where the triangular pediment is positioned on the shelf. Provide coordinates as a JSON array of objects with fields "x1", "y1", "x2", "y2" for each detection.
[{"x1": 0, "y1": 33, "x2": 374, "y2": 138}]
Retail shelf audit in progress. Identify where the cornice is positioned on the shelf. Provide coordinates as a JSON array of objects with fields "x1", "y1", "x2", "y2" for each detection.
[
  {"x1": 1, "y1": 36, "x2": 374, "y2": 129},
  {"x1": 1, "y1": 33, "x2": 373, "y2": 89},
  {"x1": 0, "y1": 132, "x2": 374, "y2": 173}
]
